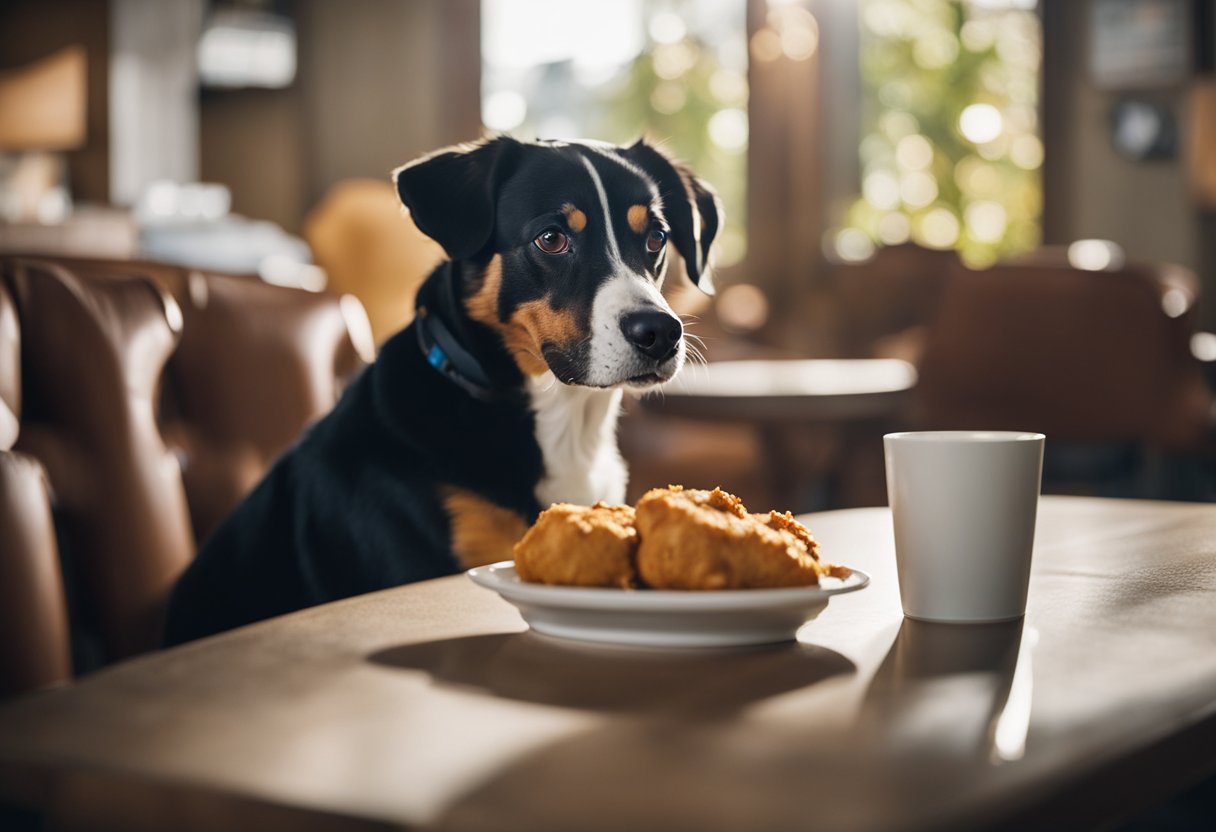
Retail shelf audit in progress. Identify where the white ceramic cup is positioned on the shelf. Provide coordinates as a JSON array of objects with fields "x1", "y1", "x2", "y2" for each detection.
[{"x1": 884, "y1": 431, "x2": 1045, "y2": 623}]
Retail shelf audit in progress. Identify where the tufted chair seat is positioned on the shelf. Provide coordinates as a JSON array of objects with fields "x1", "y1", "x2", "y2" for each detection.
[{"x1": 0, "y1": 256, "x2": 371, "y2": 693}]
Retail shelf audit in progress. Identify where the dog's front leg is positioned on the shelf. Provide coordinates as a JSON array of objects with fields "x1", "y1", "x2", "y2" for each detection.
[{"x1": 442, "y1": 486, "x2": 530, "y2": 569}]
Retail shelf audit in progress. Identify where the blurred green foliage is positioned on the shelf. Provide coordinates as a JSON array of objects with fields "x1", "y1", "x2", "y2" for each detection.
[{"x1": 842, "y1": 0, "x2": 1042, "y2": 266}]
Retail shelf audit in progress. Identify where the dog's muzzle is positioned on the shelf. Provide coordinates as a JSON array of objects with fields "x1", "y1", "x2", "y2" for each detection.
[{"x1": 580, "y1": 274, "x2": 687, "y2": 388}]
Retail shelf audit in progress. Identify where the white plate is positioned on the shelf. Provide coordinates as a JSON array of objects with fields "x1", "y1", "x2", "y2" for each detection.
[{"x1": 467, "y1": 561, "x2": 870, "y2": 648}]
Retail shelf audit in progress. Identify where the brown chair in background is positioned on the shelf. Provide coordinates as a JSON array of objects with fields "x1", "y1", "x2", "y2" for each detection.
[
  {"x1": 304, "y1": 178, "x2": 445, "y2": 345},
  {"x1": 830, "y1": 243, "x2": 960, "y2": 361},
  {"x1": 915, "y1": 259, "x2": 1213, "y2": 452},
  {"x1": 0, "y1": 279, "x2": 72, "y2": 697}
]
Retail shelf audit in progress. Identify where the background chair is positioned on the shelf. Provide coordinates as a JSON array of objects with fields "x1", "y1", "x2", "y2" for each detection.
[
  {"x1": 304, "y1": 178, "x2": 444, "y2": 345},
  {"x1": 913, "y1": 258, "x2": 1213, "y2": 496},
  {"x1": 829, "y1": 242, "x2": 959, "y2": 361}
]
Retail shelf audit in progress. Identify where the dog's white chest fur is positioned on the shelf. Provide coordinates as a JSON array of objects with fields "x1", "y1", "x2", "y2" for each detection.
[{"x1": 527, "y1": 373, "x2": 627, "y2": 508}]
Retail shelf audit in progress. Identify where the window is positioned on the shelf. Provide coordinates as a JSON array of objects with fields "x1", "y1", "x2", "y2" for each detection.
[{"x1": 832, "y1": 0, "x2": 1042, "y2": 267}]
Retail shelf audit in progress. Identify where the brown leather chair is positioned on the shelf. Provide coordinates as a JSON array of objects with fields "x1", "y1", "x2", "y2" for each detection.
[
  {"x1": 830, "y1": 243, "x2": 959, "y2": 360},
  {"x1": 33, "y1": 257, "x2": 373, "y2": 541},
  {"x1": 914, "y1": 259, "x2": 1213, "y2": 451},
  {"x1": 161, "y1": 269, "x2": 371, "y2": 539},
  {"x1": 0, "y1": 255, "x2": 372, "y2": 693},
  {"x1": 0, "y1": 280, "x2": 73, "y2": 697},
  {"x1": 3, "y1": 259, "x2": 193, "y2": 662}
]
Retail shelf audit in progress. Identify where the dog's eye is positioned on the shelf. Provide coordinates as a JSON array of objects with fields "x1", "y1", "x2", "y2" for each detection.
[
  {"x1": 646, "y1": 228, "x2": 667, "y2": 254},
  {"x1": 534, "y1": 229, "x2": 570, "y2": 255}
]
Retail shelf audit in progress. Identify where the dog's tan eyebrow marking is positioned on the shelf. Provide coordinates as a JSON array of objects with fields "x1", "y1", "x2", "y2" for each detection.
[
  {"x1": 563, "y1": 204, "x2": 587, "y2": 233},
  {"x1": 627, "y1": 204, "x2": 649, "y2": 234}
]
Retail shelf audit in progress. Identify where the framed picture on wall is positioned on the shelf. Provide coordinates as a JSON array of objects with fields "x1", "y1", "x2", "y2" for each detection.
[{"x1": 1090, "y1": 0, "x2": 1192, "y2": 89}]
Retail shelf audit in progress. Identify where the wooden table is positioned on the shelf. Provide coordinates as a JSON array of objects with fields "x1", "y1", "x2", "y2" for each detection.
[
  {"x1": 644, "y1": 359, "x2": 919, "y2": 509},
  {"x1": 1, "y1": 497, "x2": 1215, "y2": 831}
]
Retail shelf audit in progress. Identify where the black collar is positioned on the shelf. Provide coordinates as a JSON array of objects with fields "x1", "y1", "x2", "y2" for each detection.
[{"x1": 415, "y1": 263, "x2": 502, "y2": 402}]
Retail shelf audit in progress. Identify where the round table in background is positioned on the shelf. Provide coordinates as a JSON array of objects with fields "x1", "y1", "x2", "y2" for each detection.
[{"x1": 643, "y1": 358, "x2": 919, "y2": 509}]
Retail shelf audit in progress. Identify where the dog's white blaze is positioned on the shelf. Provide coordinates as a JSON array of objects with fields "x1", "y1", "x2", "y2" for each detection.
[
  {"x1": 528, "y1": 372, "x2": 627, "y2": 507},
  {"x1": 584, "y1": 272, "x2": 685, "y2": 388},
  {"x1": 573, "y1": 152, "x2": 684, "y2": 387},
  {"x1": 578, "y1": 155, "x2": 623, "y2": 268},
  {"x1": 573, "y1": 140, "x2": 654, "y2": 192}
]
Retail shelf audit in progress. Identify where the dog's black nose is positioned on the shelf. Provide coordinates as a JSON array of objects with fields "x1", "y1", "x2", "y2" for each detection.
[{"x1": 620, "y1": 310, "x2": 682, "y2": 362}]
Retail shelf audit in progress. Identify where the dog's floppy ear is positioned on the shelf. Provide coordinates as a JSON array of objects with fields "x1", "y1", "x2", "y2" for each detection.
[
  {"x1": 620, "y1": 138, "x2": 723, "y2": 294},
  {"x1": 392, "y1": 136, "x2": 520, "y2": 261}
]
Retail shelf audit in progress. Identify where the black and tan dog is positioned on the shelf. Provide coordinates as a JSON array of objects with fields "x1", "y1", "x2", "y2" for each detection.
[{"x1": 164, "y1": 136, "x2": 720, "y2": 644}]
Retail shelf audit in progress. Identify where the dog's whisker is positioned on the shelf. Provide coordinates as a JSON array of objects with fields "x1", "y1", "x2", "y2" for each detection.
[{"x1": 682, "y1": 335, "x2": 708, "y2": 362}]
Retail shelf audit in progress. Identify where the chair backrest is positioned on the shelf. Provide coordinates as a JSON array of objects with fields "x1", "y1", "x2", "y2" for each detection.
[
  {"x1": 0, "y1": 257, "x2": 369, "y2": 690},
  {"x1": 304, "y1": 178, "x2": 444, "y2": 345},
  {"x1": 33, "y1": 257, "x2": 372, "y2": 541},
  {"x1": 0, "y1": 255, "x2": 372, "y2": 690},
  {"x1": 915, "y1": 259, "x2": 1212, "y2": 449},
  {"x1": 3, "y1": 259, "x2": 194, "y2": 660},
  {"x1": 0, "y1": 280, "x2": 73, "y2": 696},
  {"x1": 831, "y1": 243, "x2": 959, "y2": 358},
  {"x1": 160, "y1": 268, "x2": 369, "y2": 539}
]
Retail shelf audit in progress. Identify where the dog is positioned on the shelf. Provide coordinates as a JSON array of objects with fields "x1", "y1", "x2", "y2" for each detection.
[{"x1": 163, "y1": 136, "x2": 721, "y2": 645}]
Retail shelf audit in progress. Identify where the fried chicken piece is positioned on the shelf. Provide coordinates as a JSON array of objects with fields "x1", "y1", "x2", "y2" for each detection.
[
  {"x1": 513, "y1": 502, "x2": 639, "y2": 588},
  {"x1": 635, "y1": 486, "x2": 840, "y2": 589},
  {"x1": 758, "y1": 509, "x2": 851, "y2": 579}
]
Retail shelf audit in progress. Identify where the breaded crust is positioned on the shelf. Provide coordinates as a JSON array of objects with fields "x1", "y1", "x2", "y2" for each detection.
[
  {"x1": 513, "y1": 501, "x2": 639, "y2": 588},
  {"x1": 635, "y1": 486, "x2": 833, "y2": 589}
]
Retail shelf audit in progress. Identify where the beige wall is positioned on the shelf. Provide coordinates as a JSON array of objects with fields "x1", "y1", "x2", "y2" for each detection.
[{"x1": 200, "y1": 0, "x2": 480, "y2": 233}]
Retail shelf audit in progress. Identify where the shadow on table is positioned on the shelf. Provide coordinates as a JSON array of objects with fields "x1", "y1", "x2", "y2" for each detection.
[
  {"x1": 855, "y1": 617, "x2": 1031, "y2": 765},
  {"x1": 368, "y1": 632, "x2": 855, "y2": 717}
]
